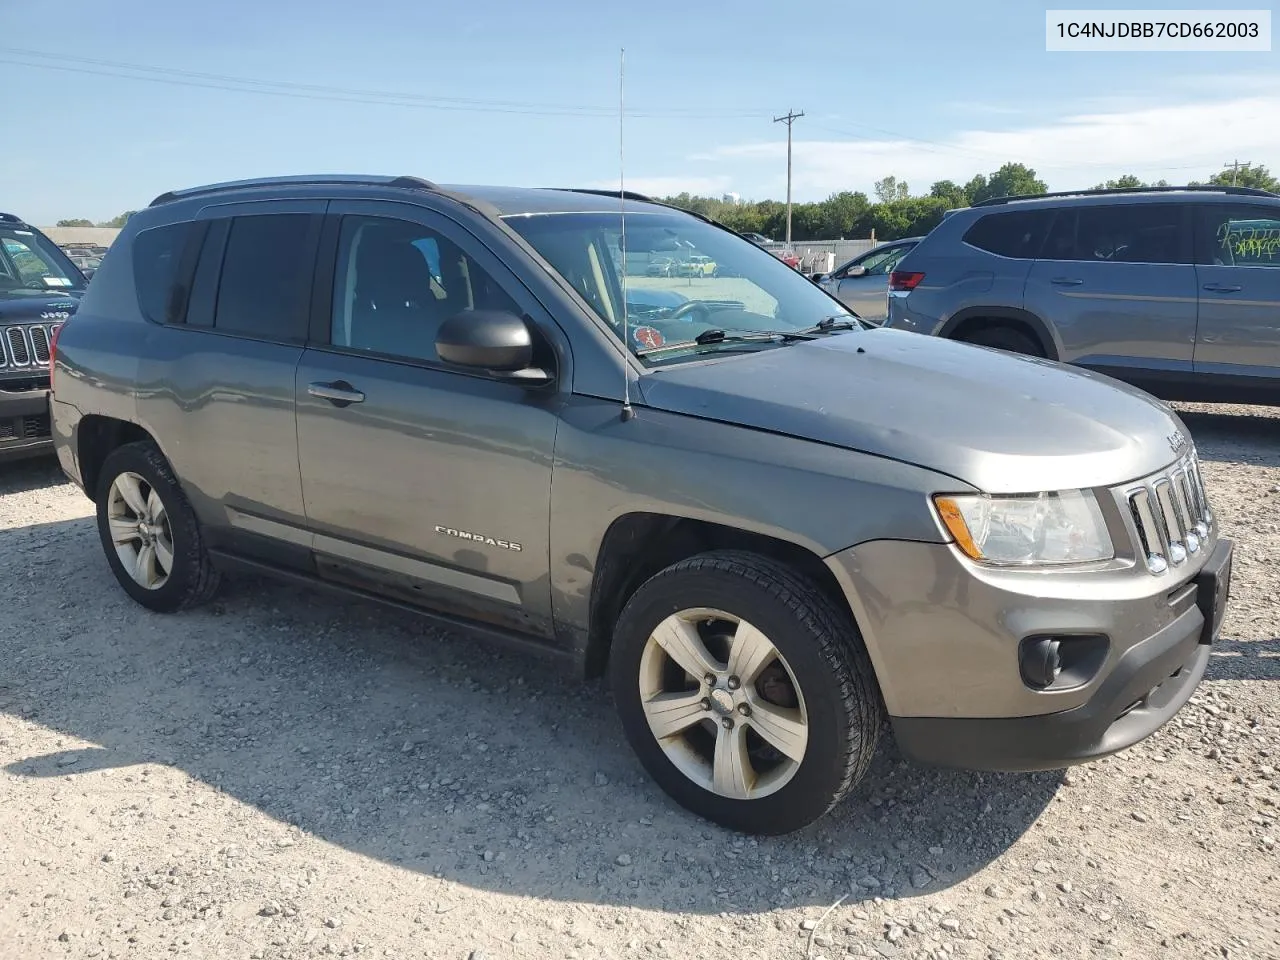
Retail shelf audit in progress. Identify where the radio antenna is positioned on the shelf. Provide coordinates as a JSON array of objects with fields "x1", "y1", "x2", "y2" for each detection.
[{"x1": 618, "y1": 47, "x2": 635, "y2": 422}]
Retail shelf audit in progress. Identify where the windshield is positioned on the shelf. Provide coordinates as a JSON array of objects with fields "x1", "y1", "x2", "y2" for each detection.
[
  {"x1": 504, "y1": 210, "x2": 855, "y2": 362},
  {"x1": 0, "y1": 226, "x2": 87, "y2": 299}
]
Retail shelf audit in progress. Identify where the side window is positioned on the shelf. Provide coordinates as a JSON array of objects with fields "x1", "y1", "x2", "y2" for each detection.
[
  {"x1": 962, "y1": 210, "x2": 1052, "y2": 259},
  {"x1": 1047, "y1": 204, "x2": 1189, "y2": 264},
  {"x1": 133, "y1": 222, "x2": 192, "y2": 324},
  {"x1": 213, "y1": 214, "x2": 315, "y2": 342},
  {"x1": 1202, "y1": 205, "x2": 1280, "y2": 268},
  {"x1": 330, "y1": 215, "x2": 520, "y2": 364}
]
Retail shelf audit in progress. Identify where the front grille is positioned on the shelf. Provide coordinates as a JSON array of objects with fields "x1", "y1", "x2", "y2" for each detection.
[
  {"x1": 1121, "y1": 452, "x2": 1212, "y2": 574},
  {"x1": 0, "y1": 325, "x2": 55, "y2": 369},
  {"x1": 3, "y1": 327, "x2": 30, "y2": 366}
]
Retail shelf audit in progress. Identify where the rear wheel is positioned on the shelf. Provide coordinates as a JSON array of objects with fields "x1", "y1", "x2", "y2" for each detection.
[
  {"x1": 609, "y1": 550, "x2": 883, "y2": 835},
  {"x1": 957, "y1": 325, "x2": 1045, "y2": 358},
  {"x1": 95, "y1": 441, "x2": 221, "y2": 613}
]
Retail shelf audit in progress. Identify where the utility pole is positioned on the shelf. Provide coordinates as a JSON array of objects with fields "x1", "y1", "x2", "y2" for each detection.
[
  {"x1": 1224, "y1": 159, "x2": 1251, "y2": 186},
  {"x1": 773, "y1": 109, "x2": 804, "y2": 247}
]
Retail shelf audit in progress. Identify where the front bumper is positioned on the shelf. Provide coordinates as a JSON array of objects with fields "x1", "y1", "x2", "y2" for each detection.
[
  {"x1": 825, "y1": 534, "x2": 1233, "y2": 771},
  {"x1": 0, "y1": 385, "x2": 53, "y2": 461}
]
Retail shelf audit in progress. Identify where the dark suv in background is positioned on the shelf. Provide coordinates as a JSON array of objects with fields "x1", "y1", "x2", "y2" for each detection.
[
  {"x1": 1, "y1": 212, "x2": 85, "y2": 461},
  {"x1": 884, "y1": 185, "x2": 1280, "y2": 405}
]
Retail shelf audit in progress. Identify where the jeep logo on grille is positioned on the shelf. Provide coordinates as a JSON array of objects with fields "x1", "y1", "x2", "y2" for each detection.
[
  {"x1": 40, "y1": 311, "x2": 70, "y2": 321},
  {"x1": 1166, "y1": 430, "x2": 1187, "y2": 454}
]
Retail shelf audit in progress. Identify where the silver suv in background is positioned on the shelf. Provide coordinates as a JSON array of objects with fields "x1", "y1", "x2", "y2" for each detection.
[
  {"x1": 884, "y1": 185, "x2": 1280, "y2": 405},
  {"x1": 816, "y1": 237, "x2": 920, "y2": 324},
  {"x1": 50, "y1": 175, "x2": 1233, "y2": 835}
]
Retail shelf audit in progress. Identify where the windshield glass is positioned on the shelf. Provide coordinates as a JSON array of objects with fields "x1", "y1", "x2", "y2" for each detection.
[
  {"x1": 504, "y1": 210, "x2": 855, "y2": 361},
  {"x1": 0, "y1": 226, "x2": 87, "y2": 298}
]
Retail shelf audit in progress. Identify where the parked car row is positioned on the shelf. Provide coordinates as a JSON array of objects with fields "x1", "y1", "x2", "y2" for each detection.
[{"x1": 41, "y1": 174, "x2": 1233, "y2": 837}]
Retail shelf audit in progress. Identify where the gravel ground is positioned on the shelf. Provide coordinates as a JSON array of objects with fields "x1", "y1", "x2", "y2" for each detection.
[{"x1": 0, "y1": 402, "x2": 1276, "y2": 960}]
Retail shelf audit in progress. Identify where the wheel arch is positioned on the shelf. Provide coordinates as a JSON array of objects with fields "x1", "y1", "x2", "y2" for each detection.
[
  {"x1": 939, "y1": 306, "x2": 1061, "y2": 360},
  {"x1": 583, "y1": 512, "x2": 858, "y2": 679},
  {"x1": 76, "y1": 415, "x2": 158, "y2": 502}
]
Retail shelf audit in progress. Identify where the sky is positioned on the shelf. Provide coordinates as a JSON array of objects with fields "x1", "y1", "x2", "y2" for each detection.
[{"x1": 2, "y1": 0, "x2": 1277, "y2": 225}]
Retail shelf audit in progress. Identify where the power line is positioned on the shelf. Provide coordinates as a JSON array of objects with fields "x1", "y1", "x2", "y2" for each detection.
[
  {"x1": 0, "y1": 47, "x2": 769, "y2": 120},
  {"x1": 774, "y1": 109, "x2": 804, "y2": 248}
]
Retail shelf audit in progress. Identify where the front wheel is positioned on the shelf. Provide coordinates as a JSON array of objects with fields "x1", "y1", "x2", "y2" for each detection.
[{"x1": 609, "y1": 550, "x2": 883, "y2": 834}]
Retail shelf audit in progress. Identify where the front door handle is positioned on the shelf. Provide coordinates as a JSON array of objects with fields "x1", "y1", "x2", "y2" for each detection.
[
  {"x1": 1050, "y1": 277, "x2": 1084, "y2": 286},
  {"x1": 308, "y1": 380, "x2": 365, "y2": 407},
  {"x1": 1202, "y1": 283, "x2": 1242, "y2": 293}
]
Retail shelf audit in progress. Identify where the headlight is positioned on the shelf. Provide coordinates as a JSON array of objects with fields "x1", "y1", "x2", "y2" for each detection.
[{"x1": 933, "y1": 490, "x2": 1113, "y2": 566}]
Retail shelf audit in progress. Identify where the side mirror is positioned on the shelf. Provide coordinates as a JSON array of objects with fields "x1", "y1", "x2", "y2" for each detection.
[
  {"x1": 846, "y1": 265, "x2": 868, "y2": 278},
  {"x1": 81, "y1": 267, "x2": 96, "y2": 281},
  {"x1": 435, "y1": 309, "x2": 552, "y2": 385},
  {"x1": 810, "y1": 273, "x2": 826, "y2": 284}
]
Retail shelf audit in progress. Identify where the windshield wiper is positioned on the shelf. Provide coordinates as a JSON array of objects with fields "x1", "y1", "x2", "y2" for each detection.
[
  {"x1": 636, "y1": 328, "x2": 818, "y2": 358},
  {"x1": 794, "y1": 315, "x2": 865, "y2": 335}
]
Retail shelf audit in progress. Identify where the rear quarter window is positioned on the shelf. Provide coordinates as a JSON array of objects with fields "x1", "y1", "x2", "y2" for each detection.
[
  {"x1": 133, "y1": 222, "x2": 193, "y2": 323},
  {"x1": 962, "y1": 210, "x2": 1053, "y2": 259}
]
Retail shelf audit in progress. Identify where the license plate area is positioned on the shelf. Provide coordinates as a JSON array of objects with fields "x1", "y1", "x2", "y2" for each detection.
[{"x1": 1194, "y1": 539, "x2": 1233, "y2": 645}]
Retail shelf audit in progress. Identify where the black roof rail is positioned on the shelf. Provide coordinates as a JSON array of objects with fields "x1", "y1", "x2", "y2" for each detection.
[
  {"x1": 972, "y1": 184, "x2": 1280, "y2": 208},
  {"x1": 552, "y1": 187, "x2": 658, "y2": 203},
  {"x1": 0, "y1": 212, "x2": 23, "y2": 223},
  {"x1": 148, "y1": 174, "x2": 437, "y2": 208}
]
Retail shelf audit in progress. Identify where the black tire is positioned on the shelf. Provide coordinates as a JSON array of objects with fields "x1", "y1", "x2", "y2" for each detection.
[
  {"x1": 959, "y1": 325, "x2": 1046, "y2": 358},
  {"x1": 95, "y1": 440, "x2": 221, "y2": 613},
  {"x1": 609, "y1": 550, "x2": 883, "y2": 835}
]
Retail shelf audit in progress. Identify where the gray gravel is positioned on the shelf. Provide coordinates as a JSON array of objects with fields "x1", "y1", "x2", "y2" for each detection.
[{"x1": 0, "y1": 402, "x2": 1277, "y2": 960}]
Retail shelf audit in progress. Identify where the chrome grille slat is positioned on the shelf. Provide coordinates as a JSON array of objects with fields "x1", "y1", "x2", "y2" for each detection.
[
  {"x1": 28, "y1": 325, "x2": 50, "y2": 364},
  {"x1": 1122, "y1": 451, "x2": 1212, "y2": 575},
  {"x1": 4, "y1": 327, "x2": 31, "y2": 366}
]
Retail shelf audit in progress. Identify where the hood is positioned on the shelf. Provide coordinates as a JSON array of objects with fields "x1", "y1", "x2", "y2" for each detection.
[
  {"x1": 0, "y1": 290, "x2": 81, "y2": 323},
  {"x1": 640, "y1": 328, "x2": 1188, "y2": 493}
]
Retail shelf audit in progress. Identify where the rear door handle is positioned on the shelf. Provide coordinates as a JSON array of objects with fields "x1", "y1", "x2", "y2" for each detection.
[
  {"x1": 1202, "y1": 283, "x2": 1242, "y2": 293},
  {"x1": 1050, "y1": 277, "x2": 1084, "y2": 286},
  {"x1": 308, "y1": 380, "x2": 365, "y2": 406}
]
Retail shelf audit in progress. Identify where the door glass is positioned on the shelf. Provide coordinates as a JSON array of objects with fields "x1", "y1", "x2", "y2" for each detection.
[
  {"x1": 213, "y1": 214, "x2": 315, "y2": 341},
  {"x1": 1048, "y1": 205, "x2": 1188, "y2": 264},
  {"x1": 1204, "y1": 205, "x2": 1280, "y2": 268},
  {"x1": 330, "y1": 216, "x2": 520, "y2": 363}
]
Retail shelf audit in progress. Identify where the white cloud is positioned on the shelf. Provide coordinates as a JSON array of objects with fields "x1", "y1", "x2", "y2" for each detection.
[{"x1": 682, "y1": 87, "x2": 1280, "y2": 201}]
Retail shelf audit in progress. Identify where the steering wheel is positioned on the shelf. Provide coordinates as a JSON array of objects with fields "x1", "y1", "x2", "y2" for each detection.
[
  {"x1": 24, "y1": 280, "x2": 47, "y2": 290},
  {"x1": 666, "y1": 300, "x2": 711, "y2": 322}
]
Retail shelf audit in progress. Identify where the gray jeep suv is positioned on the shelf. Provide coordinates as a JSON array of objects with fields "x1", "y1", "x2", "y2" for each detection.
[
  {"x1": 50, "y1": 175, "x2": 1233, "y2": 835},
  {"x1": 884, "y1": 185, "x2": 1280, "y2": 406}
]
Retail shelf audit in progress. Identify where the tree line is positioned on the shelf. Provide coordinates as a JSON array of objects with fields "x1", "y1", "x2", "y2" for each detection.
[
  {"x1": 55, "y1": 211, "x2": 138, "y2": 228},
  {"x1": 656, "y1": 162, "x2": 1279, "y2": 243},
  {"x1": 54, "y1": 162, "x2": 1277, "y2": 241}
]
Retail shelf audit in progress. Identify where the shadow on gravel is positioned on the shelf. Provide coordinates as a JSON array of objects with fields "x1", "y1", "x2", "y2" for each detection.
[
  {"x1": 1, "y1": 517, "x2": 1058, "y2": 915},
  {"x1": 1210, "y1": 639, "x2": 1280, "y2": 682},
  {"x1": 0, "y1": 455, "x2": 65, "y2": 495},
  {"x1": 1180, "y1": 409, "x2": 1280, "y2": 467}
]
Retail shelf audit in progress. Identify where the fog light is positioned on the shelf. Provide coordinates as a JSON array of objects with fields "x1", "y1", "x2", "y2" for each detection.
[{"x1": 1020, "y1": 637, "x2": 1063, "y2": 689}]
